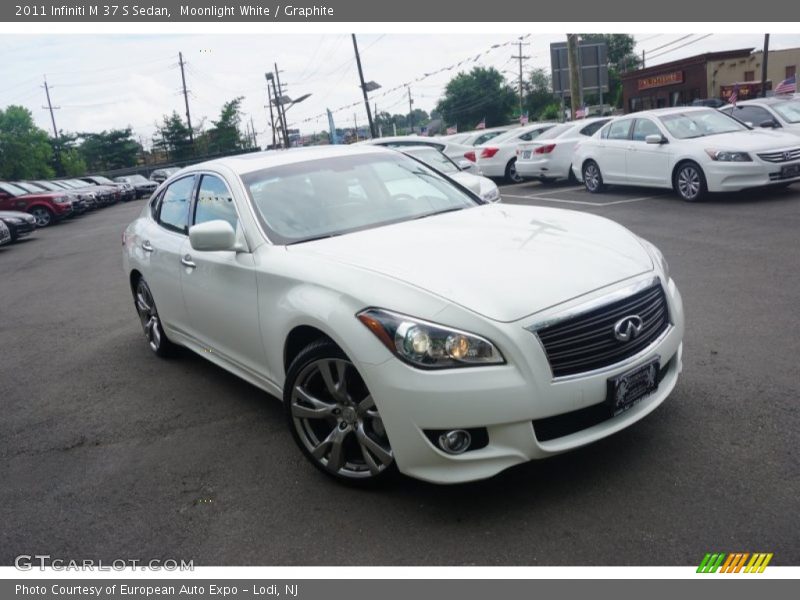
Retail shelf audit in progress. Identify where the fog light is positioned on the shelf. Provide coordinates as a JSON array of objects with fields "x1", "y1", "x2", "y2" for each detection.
[{"x1": 438, "y1": 429, "x2": 472, "y2": 454}]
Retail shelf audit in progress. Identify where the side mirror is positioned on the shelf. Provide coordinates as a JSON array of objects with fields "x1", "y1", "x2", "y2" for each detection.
[
  {"x1": 189, "y1": 220, "x2": 236, "y2": 252},
  {"x1": 759, "y1": 119, "x2": 779, "y2": 128},
  {"x1": 457, "y1": 159, "x2": 474, "y2": 171},
  {"x1": 645, "y1": 134, "x2": 666, "y2": 145}
]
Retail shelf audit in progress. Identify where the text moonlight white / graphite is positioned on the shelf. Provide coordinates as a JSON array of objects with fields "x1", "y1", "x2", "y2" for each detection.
[{"x1": 180, "y1": 5, "x2": 335, "y2": 18}]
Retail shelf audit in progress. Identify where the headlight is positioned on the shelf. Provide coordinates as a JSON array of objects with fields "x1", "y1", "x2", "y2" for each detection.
[
  {"x1": 357, "y1": 308, "x2": 505, "y2": 369},
  {"x1": 704, "y1": 149, "x2": 752, "y2": 162},
  {"x1": 54, "y1": 196, "x2": 69, "y2": 203},
  {"x1": 639, "y1": 237, "x2": 669, "y2": 279},
  {"x1": 481, "y1": 187, "x2": 500, "y2": 203}
]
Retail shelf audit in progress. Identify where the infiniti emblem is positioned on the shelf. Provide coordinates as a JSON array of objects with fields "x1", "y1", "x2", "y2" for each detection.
[
  {"x1": 784, "y1": 151, "x2": 792, "y2": 161},
  {"x1": 613, "y1": 315, "x2": 644, "y2": 342}
]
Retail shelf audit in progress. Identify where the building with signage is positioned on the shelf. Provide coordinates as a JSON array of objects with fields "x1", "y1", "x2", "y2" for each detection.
[{"x1": 621, "y1": 46, "x2": 800, "y2": 112}]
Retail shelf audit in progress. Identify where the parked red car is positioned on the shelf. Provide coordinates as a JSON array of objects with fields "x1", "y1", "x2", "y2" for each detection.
[{"x1": 0, "y1": 182, "x2": 73, "y2": 227}]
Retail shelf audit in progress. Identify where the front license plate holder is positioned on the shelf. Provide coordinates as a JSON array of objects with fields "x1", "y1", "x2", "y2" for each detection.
[
  {"x1": 780, "y1": 163, "x2": 800, "y2": 178},
  {"x1": 606, "y1": 357, "x2": 660, "y2": 416}
]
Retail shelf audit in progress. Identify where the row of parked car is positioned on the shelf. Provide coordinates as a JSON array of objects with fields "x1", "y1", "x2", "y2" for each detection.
[{"x1": 0, "y1": 168, "x2": 183, "y2": 249}]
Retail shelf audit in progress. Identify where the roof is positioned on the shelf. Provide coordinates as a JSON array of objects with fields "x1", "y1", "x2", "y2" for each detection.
[
  {"x1": 189, "y1": 144, "x2": 392, "y2": 175},
  {"x1": 620, "y1": 106, "x2": 715, "y2": 118},
  {"x1": 620, "y1": 48, "x2": 755, "y2": 80}
]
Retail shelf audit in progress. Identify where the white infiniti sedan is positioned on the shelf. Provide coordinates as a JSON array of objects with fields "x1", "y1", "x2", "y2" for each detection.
[
  {"x1": 123, "y1": 145, "x2": 684, "y2": 485},
  {"x1": 572, "y1": 107, "x2": 800, "y2": 201}
]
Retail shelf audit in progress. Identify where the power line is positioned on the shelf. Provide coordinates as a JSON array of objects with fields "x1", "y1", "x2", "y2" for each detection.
[
  {"x1": 641, "y1": 34, "x2": 695, "y2": 55},
  {"x1": 646, "y1": 34, "x2": 714, "y2": 62}
]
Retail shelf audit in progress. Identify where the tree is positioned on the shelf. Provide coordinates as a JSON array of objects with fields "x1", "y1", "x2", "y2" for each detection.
[
  {"x1": 0, "y1": 105, "x2": 54, "y2": 179},
  {"x1": 203, "y1": 97, "x2": 245, "y2": 155},
  {"x1": 74, "y1": 128, "x2": 141, "y2": 172},
  {"x1": 435, "y1": 67, "x2": 517, "y2": 129},
  {"x1": 153, "y1": 111, "x2": 194, "y2": 162},
  {"x1": 524, "y1": 68, "x2": 556, "y2": 119}
]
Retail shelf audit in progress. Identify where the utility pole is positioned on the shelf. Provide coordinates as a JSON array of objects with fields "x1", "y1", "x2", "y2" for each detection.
[
  {"x1": 641, "y1": 49, "x2": 646, "y2": 69},
  {"x1": 250, "y1": 116, "x2": 257, "y2": 149},
  {"x1": 512, "y1": 37, "x2": 530, "y2": 116},
  {"x1": 566, "y1": 34, "x2": 582, "y2": 119},
  {"x1": 274, "y1": 63, "x2": 289, "y2": 147},
  {"x1": 265, "y1": 73, "x2": 277, "y2": 148},
  {"x1": 178, "y1": 52, "x2": 194, "y2": 145},
  {"x1": 42, "y1": 76, "x2": 60, "y2": 140},
  {"x1": 760, "y1": 34, "x2": 770, "y2": 98},
  {"x1": 354, "y1": 113, "x2": 359, "y2": 142},
  {"x1": 352, "y1": 34, "x2": 376, "y2": 139},
  {"x1": 407, "y1": 86, "x2": 413, "y2": 134}
]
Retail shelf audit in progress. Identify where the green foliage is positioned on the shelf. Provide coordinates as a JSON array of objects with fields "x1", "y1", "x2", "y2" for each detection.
[
  {"x1": 60, "y1": 147, "x2": 87, "y2": 176},
  {"x1": 0, "y1": 105, "x2": 55, "y2": 179},
  {"x1": 540, "y1": 103, "x2": 562, "y2": 121},
  {"x1": 580, "y1": 34, "x2": 641, "y2": 108},
  {"x1": 524, "y1": 68, "x2": 555, "y2": 120},
  {"x1": 73, "y1": 128, "x2": 141, "y2": 172},
  {"x1": 436, "y1": 67, "x2": 517, "y2": 129},
  {"x1": 202, "y1": 97, "x2": 245, "y2": 155},
  {"x1": 153, "y1": 111, "x2": 194, "y2": 162}
]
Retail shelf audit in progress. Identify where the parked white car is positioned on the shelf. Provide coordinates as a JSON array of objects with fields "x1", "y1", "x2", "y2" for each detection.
[
  {"x1": 572, "y1": 107, "x2": 800, "y2": 201},
  {"x1": 123, "y1": 145, "x2": 683, "y2": 485},
  {"x1": 475, "y1": 123, "x2": 557, "y2": 182},
  {"x1": 516, "y1": 117, "x2": 612, "y2": 183},
  {"x1": 400, "y1": 145, "x2": 500, "y2": 203},
  {"x1": 360, "y1": 135, "x2": 474, "y2": 165},
  {"x1": 720, "y1": 97, "x2": 800, "y2": 136}
]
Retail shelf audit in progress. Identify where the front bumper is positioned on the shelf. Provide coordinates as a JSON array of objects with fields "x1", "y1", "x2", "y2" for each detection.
[
  {"x1": 704, "y1": 159, "x2": 800, "y2": 192},
  {"x1": 359, "y1": 275, "x2": 684, "y2": 484}
]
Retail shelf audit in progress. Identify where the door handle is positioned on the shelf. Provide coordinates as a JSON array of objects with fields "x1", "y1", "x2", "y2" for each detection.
[
  {"x1": 181, "y1": 254, "x2": 196, "y2": 269},
  {"x1": 141, "y1": 240, "x2": 154, "y2": 252}
]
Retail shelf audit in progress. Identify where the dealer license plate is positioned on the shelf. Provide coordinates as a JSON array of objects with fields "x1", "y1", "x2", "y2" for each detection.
[
  {"x1": 606, "y1": 357, "x2": 660, "y2": 415},
  {"x1": 780, "y1": 163, "x2": 800, "y2": 178},
  {"x1": 522, "y1": 150, "x2": 531, "y2": 159}
]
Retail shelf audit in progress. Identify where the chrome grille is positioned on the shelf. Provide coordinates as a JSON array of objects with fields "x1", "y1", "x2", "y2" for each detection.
[
  {"x1": 535, "y1": 283, "x2": 670, "y2": 378},
  {"x1": 757, "y1": 148, "x2": 800, "y2": 163}
]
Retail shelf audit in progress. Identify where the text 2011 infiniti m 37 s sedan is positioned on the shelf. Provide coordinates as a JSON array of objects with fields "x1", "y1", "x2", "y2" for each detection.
[{"x1": 122, "y1": 145, "x2": 684, "y2": 485}]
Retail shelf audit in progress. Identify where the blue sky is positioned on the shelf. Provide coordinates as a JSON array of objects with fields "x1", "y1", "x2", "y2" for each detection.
[{"x1": 2, "y1": 33, "x2": 799, "y2": 145}]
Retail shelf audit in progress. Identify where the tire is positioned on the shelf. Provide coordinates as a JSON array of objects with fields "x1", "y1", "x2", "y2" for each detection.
[
  {"x1": 582, "y1": 160, "x2": 605, "y2": 193},
  {"x1": 133, "y1": 277, "x2": 177, "y2": 357},
  {"x1": 505, "y1": 158, "x2": 523, "y2": 183},
  {"x1": 673, "y1": 161, "x2": 707, "y2": 202},
  {"x1": 29, "y1": 206, "x2": 54, "y2": 228},
  {"x1": 566, "y1": 166, "x2": 578, "y2": 184},
  {"x1": 284, "y1": 340, "x2": 396, "y2": 486}
]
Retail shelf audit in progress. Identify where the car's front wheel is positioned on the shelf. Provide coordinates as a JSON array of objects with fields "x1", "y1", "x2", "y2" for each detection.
[
  {"x1": 285, "y1": 340, "x2": 395, "y2": 485},
  {"x1": 29, "y1": 206, "x2": 54, "y2": 227},
  {"x1": 674, "y1": 161, "x2": 707, "y2": 202},
  {"x1": 133, "y1": 277, "x2": 176, "y2": 357}
]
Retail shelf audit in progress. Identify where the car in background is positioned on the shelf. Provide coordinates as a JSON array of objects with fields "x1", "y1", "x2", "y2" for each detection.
[
  {"x1": 400, "y1": 145, "x2": 500, "y2": 203},
  {"x1": 34, "y1": 180, "x2": 101, "y2": 209},
  {"x1": 359, "y1": 136, "x2": 475, "y2": 166},
  {"x1": 572, "y1": 107, "x2": 800, "y2": 201},
  {"x1": 59, "y1": 178, "x2": 119, "y2": 205},
  {"x1": 149, "y1": 167, "x2": 180, "y2": 184},
  {"x1": 515, "y1": 117, "x2": 612, "y2": 183},
  {"x1": 0, "y1": 210, "x2": 37, "y2": 242},
  {"x1": 720, "y1": 97, "x2": 800, "y2": 136},
  {"x1": 81, "y1": 175, "x2": 135, "y2": 202},
  {"x1": 692, "y1": 98, "x2": 726, "y2": 109},
  {"x1": 13, "y1": 181, "x2": 87, "y2": 216},
  {"x1": 0, "y1": 182, "x2": 73, "y2": 226},
  {"x1": 123, "y1": 144, "x2": 683, "y2": 485},
  {"x1": 0, "y1": 220, "x2": 11, "y2": 248},
  {"x1": 475, "y1": 123, "x2": 557, "y2": 182},
  {"x1": 459, "y1": 126, "x2": 517, "y2": 149},
  {"x1": 115, "y1": 174, "x2": 158, "y2": 198}
]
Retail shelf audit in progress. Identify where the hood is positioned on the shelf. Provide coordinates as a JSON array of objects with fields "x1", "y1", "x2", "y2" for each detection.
[
  {"x1": 684, "y1": 129, "x2": 800, "y2": 152},
  {"x1": 287, "y1": 204, "x2": 654, "y2": 322},
  {"x1": 0, "y1": 210, "x2": 35, "y2": 221}
]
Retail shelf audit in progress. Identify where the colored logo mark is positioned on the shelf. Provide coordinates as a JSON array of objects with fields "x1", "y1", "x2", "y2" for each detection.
[{"x1": 697, "y1": 552, "x2": 773, "y2": 573}]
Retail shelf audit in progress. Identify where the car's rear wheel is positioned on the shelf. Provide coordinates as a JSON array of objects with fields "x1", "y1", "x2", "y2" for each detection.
[
  {"x1": 285, "y1": 340, "x2": 395, "y2": 485},
  {"x1": 29, "y1": 206, "x2": 54, "y2": 227},
  {"x1": 674, "y1": 161, "x2": 707, "y2": 202},
  {"x1": 133, "y1": 277, "x2": 176, "y2": 357},
  {"x1": 582, "y1": 160, "x2": 605, "y2": 193},
  {"x1": 505, "y1": 158, "x2": 523, "y2": 183}
]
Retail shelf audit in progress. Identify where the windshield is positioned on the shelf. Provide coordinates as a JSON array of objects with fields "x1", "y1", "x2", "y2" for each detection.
[
  {"x1": 128, "y1": 174, "x2": 149, "y2": 183},
  {"x1": 406, "y1": 148, "x2": 458, "y2": 173},
  {"x1": 91, "y1": 176, "x2": 115, "y2": 184},
  {"x1": 534, "y1": 123, "x2": 574, "y2": 140},
  {"x1": 771, "y1": 100, "x2": 800, "y2": 124},
  {"x1": 658, "y1": 110, "x2": 746, "y2": 139},
  {"x1": 34, "y1": 181, "x2": 62, "y2": 191},
  {"x1": 0, "y1": 182, "x2": 29, "y2": 197},
  {"x1": 64, "y1": 180, "x2": 87, "y2": 188},
  {"x1": 14, "y1": 182, "x2": 41, "y2": 193},
  {"x1": 471, "y1": 130, "x2": 506, "y2": 145},
  {"x1": 242, "y1": 152, "x2": 478, "y2": 245}
]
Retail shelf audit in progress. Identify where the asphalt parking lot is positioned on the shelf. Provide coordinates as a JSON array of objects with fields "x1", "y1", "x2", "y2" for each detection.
[{"x1": 1, "y1": 182, "x2": 798, "y2": 566}]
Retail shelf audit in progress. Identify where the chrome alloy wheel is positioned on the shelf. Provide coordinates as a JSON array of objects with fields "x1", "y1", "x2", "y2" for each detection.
[
  {"x1": 290, "y1": 358, "x2": 393, "y2": 479},
  {"x1": 135, "y1": 280, "x2": 162, "y2": 352},
  {"x1": 583, "y1": 163, "x2": 601, "y2": 192},
  {"x1": 677, "y1": 165, "x2": 702, "y2": 200},
  {"x1": 30, "y1": 207, "x2": 52, "y2": 227}
]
